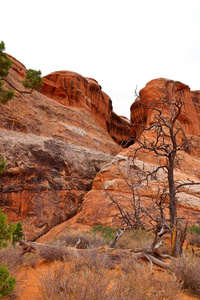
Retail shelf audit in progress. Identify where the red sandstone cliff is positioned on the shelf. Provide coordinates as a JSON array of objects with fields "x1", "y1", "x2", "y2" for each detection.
[
  {"x1": 1, "y1": 55, "x2": 200, "y2": 243},
  {"x1": 41, "y1": 71, "x2": 132, "y2": 144},
  {"x1": 0, "y1": 55, "x2": 131, "y2": 240},
  {"x1": 37, "y1": 78, "x2": 200, "y2": 243},
  {"x1": 131, "y1": 78, "x2": 200, "y2": 155}
]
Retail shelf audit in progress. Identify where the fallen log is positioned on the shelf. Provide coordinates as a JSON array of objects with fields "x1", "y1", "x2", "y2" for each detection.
[{"x1": 18, "y1": 241, "x2": 171, "y2": 270}]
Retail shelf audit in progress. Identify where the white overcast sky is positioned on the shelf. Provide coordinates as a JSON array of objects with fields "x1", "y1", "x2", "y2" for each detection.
[{"x1": 1, "y1": 0, "x2": 200, "y2": 118}]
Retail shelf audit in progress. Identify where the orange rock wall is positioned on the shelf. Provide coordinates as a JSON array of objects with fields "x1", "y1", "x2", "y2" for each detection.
[
  {"x1": 131, "y1": 78, "x2": 200, "y2": 137},
  {"x1": 0, "y1": 55, "x2": 126, "y2": 240},
  {"x1": 41, "y1": 72, "x2": 132, "y2": 143}
]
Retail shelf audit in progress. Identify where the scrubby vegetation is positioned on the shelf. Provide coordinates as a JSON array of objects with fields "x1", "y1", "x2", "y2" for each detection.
[
  {"x1": 171, "y1": 255, "x2": 200, "y2": 296},
  {"x1": 0, "y1": 222, "x2": 199, "y2": 299},
  {"x1": 36, "y1": 226, "x2": 200, "y2": 299},
  {"x1": 0, "y1": 209, "x2": 23, "y2": 248},
  {"x1": 56, "y1": 229, "x2": 108, "y2": 249},
  {"x1": 186, "y1": 225, "x2": 200, "y2": 247},
  {"x1": 0, "y1": 209, "x2": 24, "y2": 298},
  {"x1": 0, "y1": 40, "x2": 43, "y2": 104},
  {"x1": 38, "y1": 249, "x2": 180, "y2": 300},
  {"x1": 0, "y1": 265, "x2": 16, "y2": 299},
  {"x1": 188, "y1": 225, "x2": 200, "y2": 235}
]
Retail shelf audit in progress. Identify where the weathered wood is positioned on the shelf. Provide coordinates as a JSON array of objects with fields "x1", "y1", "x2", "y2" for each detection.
[{"x1": 19, "y1": 241, "x2": 171, "y2": 270}]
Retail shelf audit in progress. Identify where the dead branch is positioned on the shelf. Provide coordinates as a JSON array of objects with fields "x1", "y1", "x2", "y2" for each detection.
[{"x1": 109, "y1": 228, "x2": 126, "y2": 248}]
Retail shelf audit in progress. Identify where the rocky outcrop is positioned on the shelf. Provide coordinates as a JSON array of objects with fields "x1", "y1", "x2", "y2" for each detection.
[
  {"x1": 131, "y1": 78, "x2": 200, "y2": 155},
  {"x1": 37, "y1": 79, "x2": 200, "y2": 243},
  {"x1": 2, "y1": 58, "x2": 200, "y2": 243},
  {"x1": 41, "y1": 71, "x2": 132, "y2": 144},
  {"x1": 109, "y1": 112, "x2": 132, "y2": 144},
  {"x1": 37, "y1": 139, "x2": 200, "y2": 244},
  {"x1": 0, "y1": 55, "x2": 128, "y2": 240}
]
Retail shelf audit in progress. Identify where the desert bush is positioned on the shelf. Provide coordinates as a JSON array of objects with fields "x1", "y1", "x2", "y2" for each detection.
[
  {"x1": 39, "y1": 245, "x2": 67, "y2": 262},
  {"x1": 91, "y1": 223, "x2": 118, "y2": 242},
  {"x1": 72, "y1": 249, "x2": 116, "y2": 273},
  {"x1": 0, "y1": 245, "x2": 23, "y2": 271},
  {"x1": 23, "y1": 252, "x2": 41, "y2": 268},
  {"x1": 187, "y1": 234, "x2": 200, "y2": 247},
  {"x1": 115, "y1": 267, "x2": 179, "y2": 300},
  {"x1": 39, "y1": 262, "x2": 112, "y2": 300},
  {"x1": 171, "y1": 255, "x2": 200, "y2": 296},
  {"x1": 0, "y1": 245, "x2": 25, "y2": 298},
  {"x1": 188, "y1": 225, "x2": 200, "y2": 235},
  {"x1": 187, "y1": 225, "x2": 200, "y2": 247},
  {"x1": 58, "y1": 230, "x2": 107, "y2": 249},
  {"x1": 39, "y1": 251, "x2": 180, "y2": 300},
  {"x1": 117, "y1": 228, "x2": 154, "y2": 249}
]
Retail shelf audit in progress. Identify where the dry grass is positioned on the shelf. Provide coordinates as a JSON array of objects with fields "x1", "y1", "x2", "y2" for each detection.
[
  {"x1": 171, "y1": 254, "x2": 200, "y2": 296},
  {"x1": 117, "y1": 228, "x2": 154, "y2": 249},
  {"x1": 0, "y1": 244, "x2": 23, "y2": 270},
  {"x1": 22, "y1": 252, "x2": 41, "y2": 268},
  {"x1": 187, "y1": 234, "x2": 200, "y2": 247},
  {"x1": 2, "y1": 230, "x2": 198, "y2": 299},
  {"x1": 38, "y1": 249, "x2": 181, "y2": 300},
  {"x1": 57, "y1": 230, "x2": 107, "y2": 249},
  {"x1": 39, "y1": 245, "x2": 67, "y2": 262}
]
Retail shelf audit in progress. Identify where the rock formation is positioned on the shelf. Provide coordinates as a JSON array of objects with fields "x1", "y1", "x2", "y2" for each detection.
[
  {"x1": 37, "y1": 78, "x2": 200, "y2": 243},
  {"x1": 131, "y1": 78, "x2": 200, "y2": 155},
  {"x1": 0, "y1": 55, "x2": 131, "y2": 240},
  {"x1": 41, "y1": 71, "x2": 132, "y2": 144},
  {"x1": 1, "y1": 54, "x2": 200, "y2": 243}
]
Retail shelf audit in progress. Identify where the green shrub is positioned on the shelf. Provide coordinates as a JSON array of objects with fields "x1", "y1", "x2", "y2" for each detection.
[
  {"x1": 91, "y1": 224, "x2": 118, "y2": 242},
  {"x1": 0, "y1": 265, "x2": 16, "y2": 299},
  {"x1": 12, "y1": 222, "x2": 23, "y2": 245},
  {"x1": 0, "y1": 209, "x2": 23, "y2": 248},
  {"x1": 0, "y1": 156, "x2": 6, "y2": 174},
  {"x1": 188, "y1": 225, "x2": 200, "y2": 235}
]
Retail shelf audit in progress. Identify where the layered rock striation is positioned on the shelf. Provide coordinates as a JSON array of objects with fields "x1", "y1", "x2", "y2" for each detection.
[
  {"x1": 0, "y1": 55, "x2": 130, "y2": 240},
  {"x1": 41, "y1": 71, "x2": 132, "y2": 144},
  {"x1": 131, "y1": 78, "x2": 200, "y2": 155},
  {"x1": 37, "y1": 78, "x2": 200, "y2": 242}
]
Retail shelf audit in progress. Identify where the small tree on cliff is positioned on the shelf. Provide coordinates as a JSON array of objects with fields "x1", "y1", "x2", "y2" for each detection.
[
  {"x1": 0, "y1": 41, "x2": 14, "y2": 104},
  {"x1": 0, "y1": 41, "x2": 43, "y2": 104},
  {"x1": 0, "y1": 41, "x2": 43, "y2": 171},
  {"x1": 0, "y1": 156, "x2": 6, "y2": 174}
]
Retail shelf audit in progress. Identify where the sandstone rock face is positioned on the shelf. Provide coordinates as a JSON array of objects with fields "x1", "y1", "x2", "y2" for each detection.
[
  {"x1": 131, "y1": 78, "x2": 200, "y2": 155},
  {"x1": 37, "y1": 79, "x2": 200, "y2": 243},
  {"x1": 0, "y1": 55, "x2": 127, "y2": 240},
  {"x1": 41, "y1": 71, "x2": 132, "y2": 144},
  {"x1": 38, "y1": 142, "x2": 200, "y2": 243}
]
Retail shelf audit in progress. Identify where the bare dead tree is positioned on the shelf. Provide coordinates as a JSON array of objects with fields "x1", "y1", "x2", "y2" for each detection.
[
  {"x1": 105, "y1": 166, "x2": 146, "y2": 231},
  {"x1": 105, "y1": 84, "x2": 200, "y2": 263},
  {"x1": 131, "y1": 84, "x2": 200, "y2": 257}
]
